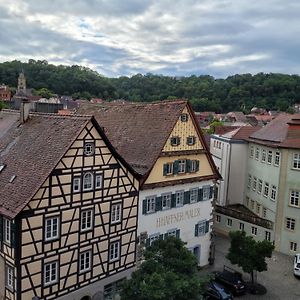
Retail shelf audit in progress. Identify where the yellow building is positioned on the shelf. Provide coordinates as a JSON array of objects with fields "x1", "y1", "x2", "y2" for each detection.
[
  {"x1": 79, "y1": 100, "x2": 220, "y2": 266},
  {"x1": 0, "y1": 107, "x2": 139, "y2": 300}
]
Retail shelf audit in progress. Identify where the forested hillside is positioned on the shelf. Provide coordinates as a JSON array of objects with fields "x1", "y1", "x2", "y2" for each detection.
[{"x1": 1, "y1": 60, "x2": 300, "y2": 112}]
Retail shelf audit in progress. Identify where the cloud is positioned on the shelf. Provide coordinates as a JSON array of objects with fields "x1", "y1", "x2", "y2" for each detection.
[{"x1": 0, "y1": 0, "x2": 299, "y2": 77}]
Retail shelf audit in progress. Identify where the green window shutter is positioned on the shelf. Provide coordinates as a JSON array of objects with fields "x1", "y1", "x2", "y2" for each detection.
[
  {"x1": 164, "y1": 233, "x2": 168, "y2": 240},
  {"x1": 196, "y1": 160, "x2": 200, "y2": 172},
  {"x1": 183, "y1": 191, "x2": 190, "y2": 204},
  {"x1": 205, "y1": 221, "x2": 210, "y2": 233},
  {"x1": 209, "y1": 186, "x2": 214, "y2": 199},
  {"x1": 171, "y1": 194, "x2": 176, "y2": 208},
  {"x1": 146, "y1": 238, "x2": 150, "y2": 248},
  {"x1": 173, "y1": 160, "x2": 179, "y2": 174},
  {"x1": 163, "y1": 164, "x2": 168, "y2": 176},
  {"x1": 0, "y1": 216, "x2": 3, "y2": 242},
  {"x1": 195, "y1": 224, "x2": 198, "y2": 237},
  {"x1": 186, "y1": 159, "x2": 191, "y2": 173},
  {"x1": 142, "y1": 199, "x2": 147, "y2": 215},
  {"x1": 198, "y1": 189, "x2": 203, "y2": 202},
  {"x1": 155, "y1": 196, "x2": 162, "y2": 211},
  {"x1": 11, "y1": 222, "x2": 16, "y2": 248},
  {"x1": 159, "y1": 234, "x2": 164, "y2": 240},
  {"x1": 176, "y1": 229, "x2": 180, "y2": 239}
]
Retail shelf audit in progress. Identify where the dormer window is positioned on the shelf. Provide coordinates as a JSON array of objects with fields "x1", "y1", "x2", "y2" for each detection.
[
  {"x1": 170, "y1": 136, "x2": 180, "y2": 146},
  {"x1": 181, "y1": 114, "x2": 188, "y2": 122},
  {"x1": 187, "y1": 136, "x2": 196, "y2": 146},
  {"x1": 84, "y1": 142, "x2": 95, "y2": 156}
]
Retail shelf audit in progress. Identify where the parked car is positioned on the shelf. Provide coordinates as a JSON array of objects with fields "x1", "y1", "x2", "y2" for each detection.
[
  {"x1": 294, "y1": 254, "x2": 300, "y2": 277},
  {"x1": 203, "y1": 281, "x2": 234, "y2": 300},
  {"x1": 213, "y1": 266, "x2": 246, "y2": 296}
]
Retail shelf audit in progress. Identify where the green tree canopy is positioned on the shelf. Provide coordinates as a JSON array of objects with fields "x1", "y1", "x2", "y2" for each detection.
[
  {"x1": 121, "y1": 237, "x2": 207, "y2": 300},
  {"x1": 226, "y1": 231, "x2": 274, "y2": 285}
]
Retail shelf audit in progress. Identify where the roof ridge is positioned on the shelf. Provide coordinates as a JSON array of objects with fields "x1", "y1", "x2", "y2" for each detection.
[{"x1": 30, "y1": 112, "x2": 92, "y2": 119}]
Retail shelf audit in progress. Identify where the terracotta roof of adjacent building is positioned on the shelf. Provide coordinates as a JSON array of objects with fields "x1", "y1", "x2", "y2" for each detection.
[{"x1": 223, "y1": 126, "x2": 262, "y2": 140}]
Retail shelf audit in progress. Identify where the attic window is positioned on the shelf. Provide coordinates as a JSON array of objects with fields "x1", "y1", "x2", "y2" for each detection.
[
  {"x1": 0, "y1": 164, "x2": 6, "y2": 173},
  {"x1": 187, "y1": 136, "x2": 196, "y2": 146},
  {"x1": 181, "y1": 114, "x2": 188, "y2": 122},
  {"x1": 170, "y1": 136, "x2": 180, "y2": 146},
  {"x1": 84, "y1": 142, "x2": 95, "y2": 156}
]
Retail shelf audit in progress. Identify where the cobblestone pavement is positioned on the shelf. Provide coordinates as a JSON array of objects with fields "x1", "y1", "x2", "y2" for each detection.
[{"x1": 199, "y1": 234, "x2": 300, "y2": 300}]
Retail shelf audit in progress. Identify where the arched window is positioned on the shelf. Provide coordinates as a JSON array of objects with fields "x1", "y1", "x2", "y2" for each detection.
[{"x1": 83, "y1": 172, "x2": 93, "y2": 191}]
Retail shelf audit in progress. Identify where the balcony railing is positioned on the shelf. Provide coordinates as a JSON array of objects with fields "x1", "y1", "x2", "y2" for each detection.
[{"x1": 215, "y1": 205, "x2": 273, "y2": 230}]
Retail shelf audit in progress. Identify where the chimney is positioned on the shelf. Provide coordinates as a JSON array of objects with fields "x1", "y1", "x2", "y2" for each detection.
[{"x1": 20, "y1": 98, "x2": 31, "y2": 123}]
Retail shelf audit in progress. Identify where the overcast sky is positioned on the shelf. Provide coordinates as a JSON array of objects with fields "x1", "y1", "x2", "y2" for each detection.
[{"x1": 0, "y1": 0, "x2": 299, "y2": 77}]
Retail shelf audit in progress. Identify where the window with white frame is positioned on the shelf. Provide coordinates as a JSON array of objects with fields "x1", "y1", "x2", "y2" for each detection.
[
  {"x1": 83, "y1": 172, "x2": 93, "y2": 191},
  {"x1": 258, "y1": 179, "x2": 263, "y2": 194},
  {"x1": 170, "y1": 136, "x2": 180, "y2": 146},
  {"x1": 190, "y1": 160, "x2": 198, "y2": 172},
  {"x1": 73, "y1": 177, "x2": 81, "y2": 192},
  {"x1": 270, "y1": 185, "x2": 277, "y2": 201},
  {"x1": 178, "y1": 160, "x2": 186, "y2": 173},
  {"x1": 175, "y1": 191, "x2": 184, "y2": 207},
  {"x1": 44, "y1": 261, "x2": 58, "y2": 286},
  {"x1": 265, "y1": 231, "x2": 271, "y2": 241},
  {"x1": 79, "y1": 251, "x2": 92, "y2": 273},
  {"x1": 5, "y1": 265, "x2": 14, "y2": 290},
  {"x1": 247, "y1": 174, "x2": 252, "y2": 188},
  {"x1": 95, "y1": 174, "x2": 102, "y2": 188},
  {"x1": 267, "y1": 151, "x2": 273, "y2": 164},
  {"x1": 256, "y1": 203, "x2": 261, "y2": 215},
  {"x1": 149, "y1": 234, "x2": 159, "y2": 245},
  {"x1": 227, "y1": 218, "x2": 232, "y2": 227},
  {"x1": 146, "y1": 196, "x2": 156, "y2": 213},
  {"x1": 216, "y1": 215, "x2": 221, "y2": 223},
  {"x1": 84, "y1": 142, "x2": 95, "y2": 156},
  {"x1": 255, "y1": 147, "x2": 260, "y2": 160},
  {"x1": 261, "y1": 150, "x2": 266, "y2": 163},
  {"x1": 4, "y1": 218, "x2": 11, "y2": 244},
  {"x1": 250, "y1": 146, "x2": 254, "y2": 158},
  {"x1": 167, "y1": 229, "x2": 177, "y2": 237},
  {"x1": 263, "y1": 207, "x2": 267, "y2": 218},
  {"x1": 196, "y1": 220, "x2": 207, "y2": 236},
  {"x1": 293, "y1": 153, "x2": 300, "y2": 169},
  {"x1": 263, "y1": 182, "x2": 269, "y2": 197},
  {"x1": 252, "y1": 177, "x2": 257, "y2": 191},
  {"x1": 181, "y1": 113, "x2": 188, "y2": 122},
  {"x1": 187, "y1": 136, "x2": 196, "y2": 146},
  {"x1": 203, "y1": 186, "x2": 210, "y2": 200},
  {"x1": 251, "y1": 226, "x2": 257, "y2": 235},
  {"x1": 162, "y1": 193, "x2": 171, "y2": 209},
  {"x1": 290, "y1": 190, "x2": 300, "y2": 207},
  {"x1": 81, "y1": 210, "x2": 93, "y2": 231},
  {"x1": 246, "y1": 196, "x2": 250, "y2": 208},
  {"x1": 286, "y1": 217, "x2": 296, "y2": 231},
  {"x1": 274, "y1": 151, "x2": 280, "y2": 166},
  {"x1": 111, "y1": 204, "x2": 122, "y2": 223},
  {"x1": 290, "y1": 241, "x2": 298, "y2": 252},
  {"x1": 190, "y1": 188, "x2": 198, "y2": 203},
  {"x1": 251, "y1": 199, "x2": 255, "y2": 210},
  {"x1": 109, "y1": 241, "x2": 120, "y2": 261},
  {"x1": 45, "y1": 217, "x2": 59, "y2": 241},
  {"x1": 239, "y1": 222, "x2": 245, "y2": 231}
]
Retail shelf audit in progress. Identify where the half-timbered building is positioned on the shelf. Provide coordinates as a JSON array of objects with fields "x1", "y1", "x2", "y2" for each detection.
[
  {"x1": 78, "y1": 100, "x2": 220, "y2": 266},
  {"x1": 0, "y1": 107, "x2": 139, "y2": 300}
]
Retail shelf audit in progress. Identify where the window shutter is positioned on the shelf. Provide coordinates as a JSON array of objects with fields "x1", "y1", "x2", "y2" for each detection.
[
  {"x1": 195, "y1": 160, "x2": 200, "y2": 172},
  {"x1": 173, "y1": 160, "x2": 179, "y2": 174},
  {"x1": 209, "y1": 186, "x2": 214, "y2": 199},
  {"x1": 198, "y1": 189, "x2": 203, "y2": 202},
  {"x1": 171, "y1": 194, "x2": 176, "y2": 208},
  {"x1": 0, "y1": 216, "x2": 3, "y2": 242},
  {"x1": 164, "y1": 233, "x2": 168, "y2": 240},
  {"x1": 159, "y1": 234, "x2": 164, "y2": 240},
  {"x1": 184, "y1": 191, "x2": 190, "y2": 204},
  {"x1": 194, "y1": 224, "x2": 198, "y2": 237},
  {"x1": 176, "y1": 229, "x2": 180, "y2": 239},
  {"x1": 163, "y1": 164, "x2": 168, "y2": 176},
  {"x1": 186, "y1": 159, "x2": 191, "y2": 173},
  {"x1": 155, "y1": 196, "x2": 162, "y2": 211},
  {"x1": 11, "y1": 222, "x2": 16, "y2": 248},
  {"x1": 142, "y1": 200, "x2": 147, "y2": 215},
  {"x1": 205, "y1": 221, "x2": 210, "y2": 233}
]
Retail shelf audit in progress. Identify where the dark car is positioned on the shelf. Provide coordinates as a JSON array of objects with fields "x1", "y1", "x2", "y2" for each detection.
[
  {"x1": 213, "y1": 267, "x2": 246, "y2": 296},
  {"x1": 203, "y1": 281, "x2": 233, "y2": 300}
]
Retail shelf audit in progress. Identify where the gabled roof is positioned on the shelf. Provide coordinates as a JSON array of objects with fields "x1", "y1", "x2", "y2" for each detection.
[
  {"x1": 247, "y1": 113, "x2": 300, "y2": 148},
  {"x1": 78, "y1": 100, "x2": 220, "y2": 180},
  {"x1": 0, "y1": 111, "x2": 91, "y2": 218},
  {"x1": 222, "y1": 126, "x2": 262, "y2": 140}
]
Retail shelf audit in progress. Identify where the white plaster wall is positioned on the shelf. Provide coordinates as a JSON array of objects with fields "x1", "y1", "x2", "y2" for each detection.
[{"x1": 139, "y1": 180, "x2": 214, "y2": 266}]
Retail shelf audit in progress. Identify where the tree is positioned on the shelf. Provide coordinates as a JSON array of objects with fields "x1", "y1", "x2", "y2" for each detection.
[
  {"x1": 121, "y1": 237, "x2": 208, "y2": 300},
  {"x1": 226, "y1": 231, "x2": 274, "y2": 286},
  {"x1": 34, "y1": 87, "x2": 54, "y2": 99}
]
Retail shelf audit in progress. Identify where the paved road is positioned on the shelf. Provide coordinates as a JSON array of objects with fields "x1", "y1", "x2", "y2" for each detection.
[{"x1": 200, "y1": 234, "x2": 300, "y2": 299}]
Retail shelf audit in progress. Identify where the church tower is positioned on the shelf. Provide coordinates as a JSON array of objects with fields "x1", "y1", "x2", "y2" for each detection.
[{"x1": 17, "y1": 71, "x2": 27, "y2": 94}]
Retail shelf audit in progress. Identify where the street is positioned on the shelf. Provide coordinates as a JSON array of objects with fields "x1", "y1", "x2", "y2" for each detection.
[{"x1": 199, "y1": 234, "x2": 300, "y2": 299}]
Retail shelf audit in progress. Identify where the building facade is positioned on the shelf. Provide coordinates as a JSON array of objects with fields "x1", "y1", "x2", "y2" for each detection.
[{"x1": 0, "y1": 109, "x2": 139, "y2": 300}]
